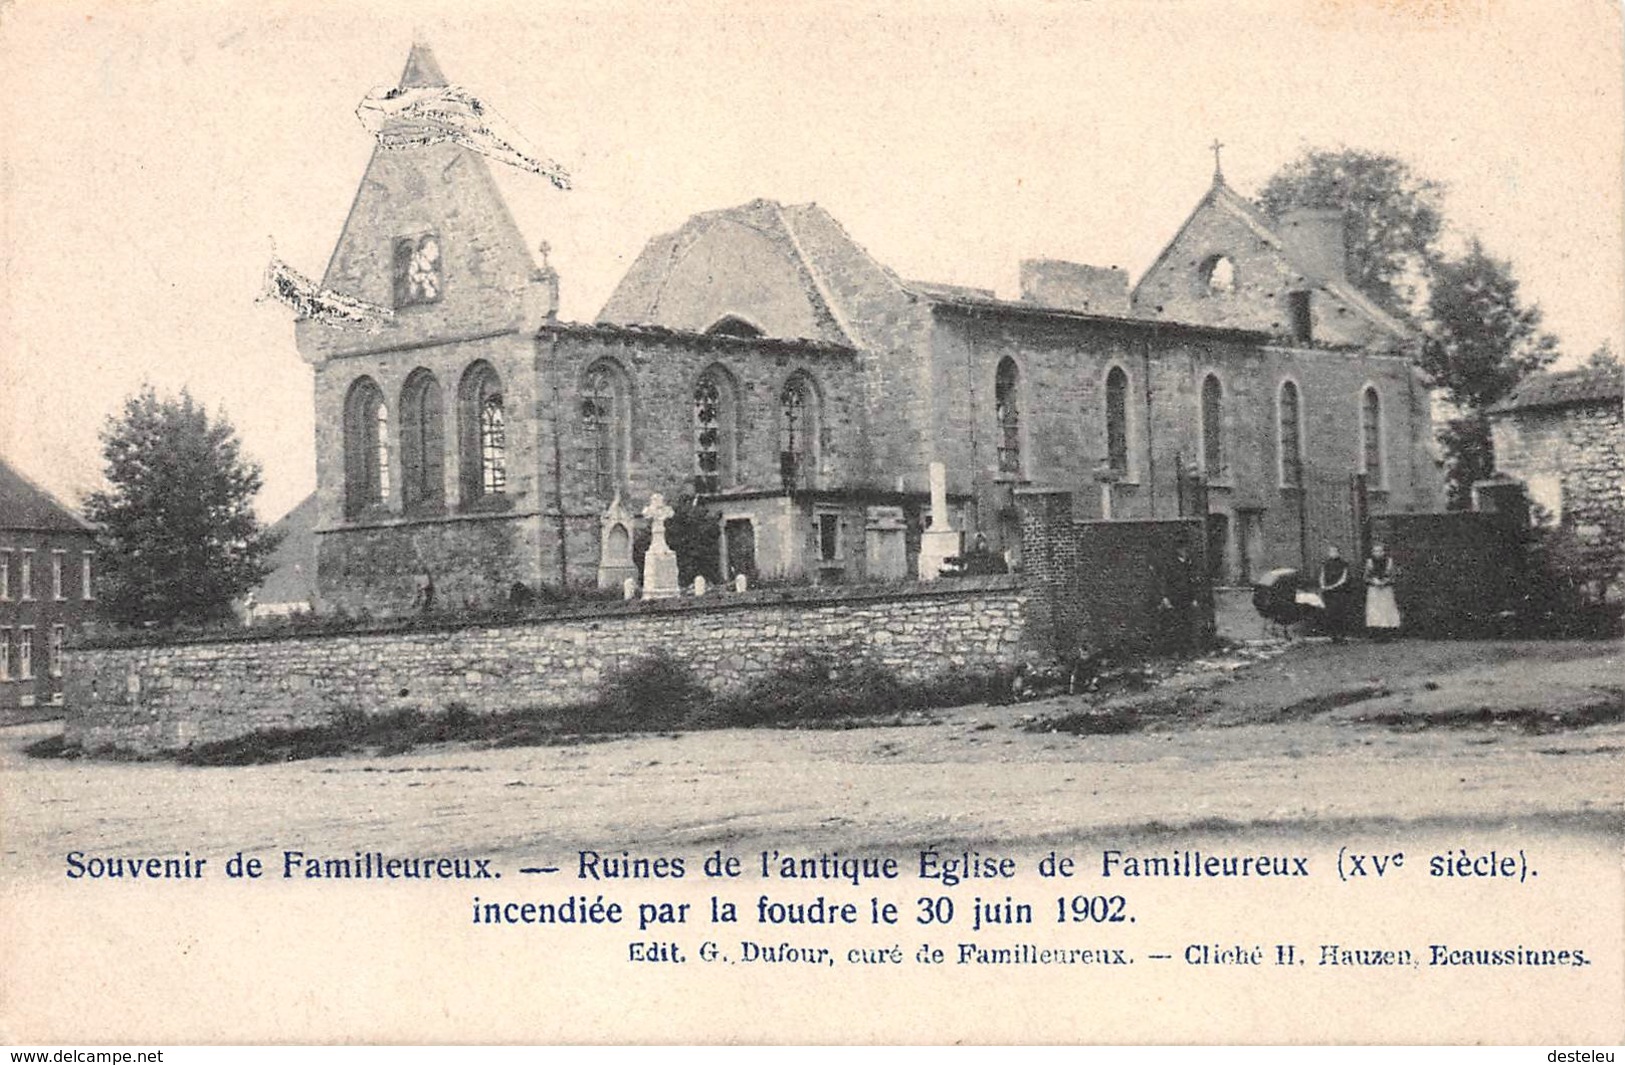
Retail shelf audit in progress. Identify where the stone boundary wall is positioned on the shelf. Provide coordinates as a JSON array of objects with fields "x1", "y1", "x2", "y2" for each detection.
[{"x1": 64, "y1": 577, "x2": 1030, "y2": 753}]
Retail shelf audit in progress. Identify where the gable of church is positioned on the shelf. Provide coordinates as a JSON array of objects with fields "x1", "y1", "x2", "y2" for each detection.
[
  {"x1": 1130, "y1": 181, "x2": 1413, "y2": 352},
  {"x1": 599, "y1": 199, "x2": 911, "y2": 348},
  {"x1": 296, "y1": 45, "x2": 544, "y2": 364}
]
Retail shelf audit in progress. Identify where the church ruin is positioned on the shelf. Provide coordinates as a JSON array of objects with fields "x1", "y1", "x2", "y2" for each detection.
[{"x1": 295, "y1": 45, "x2": 1443, "y2": 614}]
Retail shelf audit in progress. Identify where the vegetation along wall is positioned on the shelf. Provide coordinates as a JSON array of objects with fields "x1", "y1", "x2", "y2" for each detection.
[{"x1": 65, "y1": 577, "x2": 1030, "y2": 753}]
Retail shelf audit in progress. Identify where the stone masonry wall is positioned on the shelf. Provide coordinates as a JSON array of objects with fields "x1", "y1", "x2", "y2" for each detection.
[
  {"x1": 65, "y1": 577, "x2": 1029, "y2": 753},
  {"x1": 930, "y1": 307, "x2": 1440, "y2": 579},
  {"x1": 1493, "y1": 401, "x2": 1624, "y2": 535}
]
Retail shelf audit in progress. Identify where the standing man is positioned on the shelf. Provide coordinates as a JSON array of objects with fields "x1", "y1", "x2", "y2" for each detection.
[{"x1": 1317, "y1": 544, "x2": 1354, "y2": 643}]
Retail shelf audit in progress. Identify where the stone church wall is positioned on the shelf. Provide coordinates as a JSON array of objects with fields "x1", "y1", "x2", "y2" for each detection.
[
  {"x1": 538, "y1": 324, "x2": 866, "y2": 587},
  {"x1": 64, "y1": 577, "x2": 1028, "y2": 753},
  {"x1": 929, "y1": 307, "x2": 1440, "y2": 580}
]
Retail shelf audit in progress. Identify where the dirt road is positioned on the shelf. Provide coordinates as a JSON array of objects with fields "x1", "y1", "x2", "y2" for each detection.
[{"x1": 4, "y1": 638, "x2": 1621, "y2": 881}]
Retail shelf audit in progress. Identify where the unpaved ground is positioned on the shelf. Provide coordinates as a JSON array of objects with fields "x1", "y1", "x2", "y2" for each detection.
[{"x1": 3, "y1": 638, "x2": 1621, "y2": 881}]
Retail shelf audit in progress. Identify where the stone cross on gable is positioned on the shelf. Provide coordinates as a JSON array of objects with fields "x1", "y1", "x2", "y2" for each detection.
[
  {"x1": 642, "y1": 493, "x2": 674, "y2": 538},
  {"x1": 1210, "y1": 138, "x2": 1225, "y2": 181}
]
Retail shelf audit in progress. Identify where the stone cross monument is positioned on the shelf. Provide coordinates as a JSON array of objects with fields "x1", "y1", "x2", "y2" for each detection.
[{"x1": 641, "y1": 493, "x2": 680, "y2": 600}]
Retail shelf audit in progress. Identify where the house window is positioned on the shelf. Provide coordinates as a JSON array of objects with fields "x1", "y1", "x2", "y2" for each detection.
[
  {"x1": 580, "y1": 362, "x2": 628, "y2": 502},
  {"x1": 400, "y1": 369, "x2": 446, "y2": 512},
  {"x1": 817, "y1": 511, "x2": 841, "y2": 563},
  {"x1": 52, "y1": 550, "x2": 65, "y2": 600},
  {"x1": 18, "y1": 627, "x2": 32, "y2": 681},
  {"x1": 1289, "y1": 291, "x2": 1313, "y2": 343},
  {"x1": 1106, "y1": 366, "x2": 1130, "y2": 478},
  {"x1": 50, "y1": 625, "x2": 65, "y2": 678},
  {"x1": 995, "y1": 358, "x2": 1022, "y2": 476},
  {"x1": 1201, "y1": 373, "x2": 1224, "y2": 480},
  {"x1": 1279, "y1": 379, "x2": 1304, "y2": 488},
  {"x1": 81, "y1": 552, "x2": 94, "y2": 600},
  {"x1": 459, "y1": 362, "x2": 508, "y2": 505},
  {"x1": 392, "y1": 232, "x2": 443, "y2": 308},
  {"x1": 1361, "y1": 386, "x2": 1384, "y2": 486},
  {"x1": 0, "y1": 629, "x2": 10, "y2": 681},
  {"x1": 693, "y1": 368, "x2": 737, "y2": 494},
  {"x1": 0, "y1": 551, "x2": 9, "y2": 600},
  {"x1": 19, "y1": 550, "x2": 33, "y2": 601},
  {"x1": 779, "y1": 373, "x2": 819, "y2": 491},
  {"x1": 343, "y1": 377, "x2": 389, "y2": 517}
]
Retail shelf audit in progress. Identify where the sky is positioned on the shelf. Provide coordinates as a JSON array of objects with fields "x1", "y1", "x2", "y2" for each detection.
[{"x1": 1, "y1": 0, "x2": 1620, "y2": 524}]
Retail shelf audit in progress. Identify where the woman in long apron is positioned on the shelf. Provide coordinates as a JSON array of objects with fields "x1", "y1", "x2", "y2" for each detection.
[{"x1": 1364, "y1": 542, "x2": 1402, "y2": 639}]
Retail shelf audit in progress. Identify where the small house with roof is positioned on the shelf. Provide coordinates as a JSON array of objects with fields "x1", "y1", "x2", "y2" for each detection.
[
  {"x1": 0, "y1": 458, "x2": 97, "y2": 718},
  {"x1": 1489, "y1": 364, "x2": 1625, "y2": 600}
]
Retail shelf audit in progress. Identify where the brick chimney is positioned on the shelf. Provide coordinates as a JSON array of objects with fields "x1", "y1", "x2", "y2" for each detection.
[{"x1": 1278, "y1": 208, "x2": 1348, "y2": 283}]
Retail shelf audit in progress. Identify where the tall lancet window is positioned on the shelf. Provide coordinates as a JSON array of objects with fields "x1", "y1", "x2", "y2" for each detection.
[
  {"x1": 459, "y1": 361, "x2": 507, "y2": 506},
  {"x1": 1201, "y1": 374, "x2": 1224, "y2": 479},
  {"x1": 344, "y1": 376, "x2": 389, "y2": 517},
  {"x1": 1361, "y1": 386, "x2": 1384, "y2": 486},
  {"x1": 1106, "y1": 366, "x2": 1130, "y2": 478},
  {"x1": 995, "y1": 357, "x2": 1021, "y2": 475},
  {"x1": 693, "y1": 367, "x2": 737, "y2": 494},
  {"x1": 779, "y1": 372, "x2": 819, "y2": 491},
  {"x1": 581, "y1": 361, "x2": 629, "y2": 502},
  {"x1": 1278, "y1": 379, "x2": 1304, "y2": 488},
  {"x1": 400, "y1": 369, "x2": 445, "y2": 512}
]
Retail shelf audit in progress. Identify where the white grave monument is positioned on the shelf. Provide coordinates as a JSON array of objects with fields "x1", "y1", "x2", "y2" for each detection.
[
  {"x1": 597, "y1": 493, "x2": 638, "y2": 590},
  {"x1": 917, "y1": 461, "x2": 962, "y2": 580},
  {"x1": 640, "y1": 493, "x2": 681, "y2": 600}
]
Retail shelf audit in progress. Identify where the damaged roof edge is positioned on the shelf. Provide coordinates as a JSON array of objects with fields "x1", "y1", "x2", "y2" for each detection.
[
  {"x1": 537, "y1": 318, "x2": 857, "y2": 355},
  {"x1": 922, "y1": 290, "x2": 1275, "y2": 343}
]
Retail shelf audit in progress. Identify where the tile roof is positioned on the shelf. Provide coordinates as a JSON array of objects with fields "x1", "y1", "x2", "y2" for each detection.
[
  {"x1": 1491, "y1": 366, "x2": 1625, "y2": 413},
  {"x1": 0, "y1": 457, "x2": 95, "y2": 533},
  {"x1": 253, "y1": 493, "x2": 318, "y2": 604}
]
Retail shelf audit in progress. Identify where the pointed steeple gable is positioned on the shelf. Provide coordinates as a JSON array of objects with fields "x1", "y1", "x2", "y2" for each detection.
[
  {"x1": 295, "y1": 44, "x2": 552, "y2": 364},
  {"x1": 399, "y1": 41, "x2": 448, "y2": 89}
]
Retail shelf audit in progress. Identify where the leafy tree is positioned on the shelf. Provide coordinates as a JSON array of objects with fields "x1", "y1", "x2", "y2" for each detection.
[
  {"x1": 1422, "y1": 239, "x2": 1559, "y2": 411},
  {"x1": 1421, "y1": 240, "x2": 1558, "y2": 506},
  {"x1": 1586, "y1": 340, "x2": 1621, "y2": 371},
  {"x1": 83, "y1": 386, "x2": 282, "y2": 626},
  {"x1": 1255, "y1": 148, "x2": 1447, "y2": 319}
]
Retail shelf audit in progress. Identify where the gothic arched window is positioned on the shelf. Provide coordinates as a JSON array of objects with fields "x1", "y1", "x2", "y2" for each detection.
[
  {"x1": 693, "y1": 366, "x2": 739, "y2": 494},
  {"x1": 1201, "y1": 373, "x2": 1224, "y2": 479},
  {"x1": 1106, "y1": 366, "x2": 1130, "y2": 478},
  {"x1": 581, "y1": 360, "x2": 629, "y2": 502},
  {"x1": 995, "y1": 357, "x2": 1022, "y2": 476},
  {"x1": 400, "y1": 369, "x2": 445, "y2": 513},
  {"x1": 1278, "y1": 379, "x2": 1304, "y2": 488},
  {"x1": 779, "y1": 372, "x2": 819, "y2": 491},
  {"x1": 1361, "y1": 385, "x2": 1384, "y2": 486},
  {"x1": 343, "y1": 376, "x2": 389, "y2": 517},
  {"x1": 705, "y1": 315, "x2": 763, "y2": 338},
  {"x1": 458, "y1": 361, "x2": 506, "y2": 506}
]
